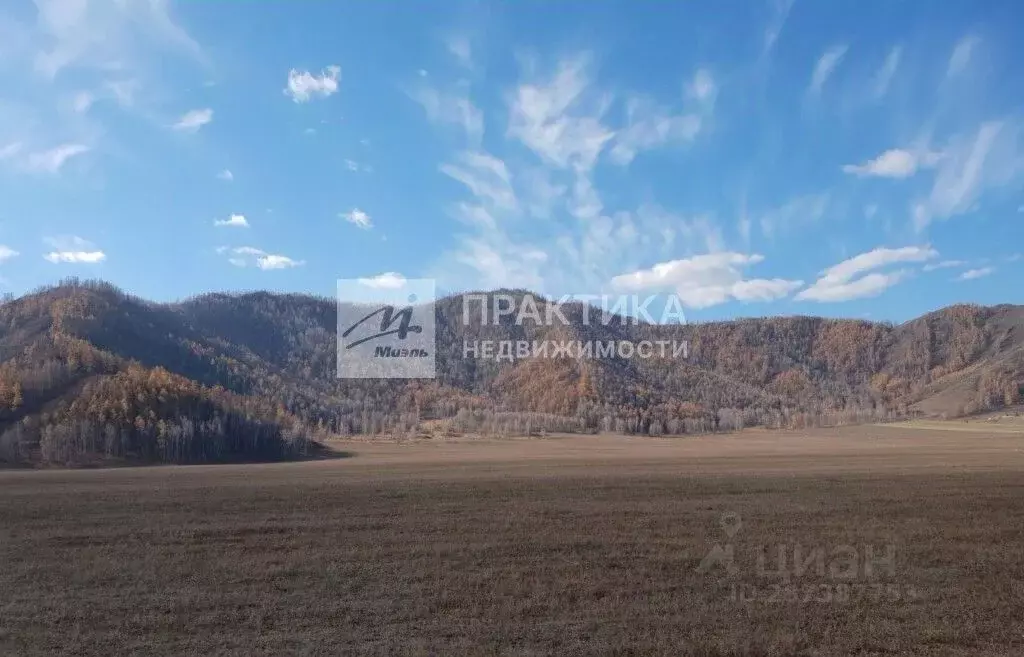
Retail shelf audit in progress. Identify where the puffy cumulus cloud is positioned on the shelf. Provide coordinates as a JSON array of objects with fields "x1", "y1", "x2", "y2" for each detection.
[
  {"x1": 43, "y1": 236, "x2": 106, "y2": 264},
  {"x1": 842, "y1": 148, "x2": 941, "y2": 179},
  {"x1": 214, "y1": 214, "x2": 248, "y2": 228},
  {"x1": 341, "y1": 208, "x2": 373, "y2": 229},
  {"x1": 0, "y1": 246, "x2": 20, "y2": 263},
  {"x1": 172, "y1": 108, "x2": 213, "y2": 132},
  {"x1": 222, "y1": 246, "x2": 304, "y2": 270},
  {"x1": 796, "y1": 246, "x2": 937, "y2": 302},
  {"x1": 357, "y1": 272, "x2": 407, "y2": 289},
  {"x1": 611, "y1": 253, "x2": 802, "y2": 309},
  {"x1": 957, "y1": 267, "x2": 994, "y2": 281},
  {"x1": 284, "y1": 66, "x2": 341, "y2": 103}
]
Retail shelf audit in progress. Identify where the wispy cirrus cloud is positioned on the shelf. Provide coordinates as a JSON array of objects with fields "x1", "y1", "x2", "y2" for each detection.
[
  {"x1": 957, "y1": 266, "x2": 994, "y2": 281},
  {"x1": 872, "y1": 46, "x2": 902, "y2": 100},
  {"x1": 796, "y1": 246, "x2": 937, "y2": 302},
  {"x1": 923, "y1": 259, "x2": 967, "y2": 272},
  {"x1": 913, "y1": 120, "x2": 1021, "y2": 231},
  {"x1": 441, "y1": 151, "x2": 517, "y2": 211},
  {"x1": 808, "y1": 44, "x2": 848, "y2": 95},
  {"x1": 508, "y1": 55, "x2": 613, "y2": 172},
  {"x1": 409, "y1": 82, "x2": 483, "y2": 145},
  {"x1": 947, "y1": 35, "x2": 978, "y2": 78}
]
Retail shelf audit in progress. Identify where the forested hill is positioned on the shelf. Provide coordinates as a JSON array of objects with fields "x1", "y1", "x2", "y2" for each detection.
[{"x1": 1, "y1": 280, "x2": 1022, "y2": 466}]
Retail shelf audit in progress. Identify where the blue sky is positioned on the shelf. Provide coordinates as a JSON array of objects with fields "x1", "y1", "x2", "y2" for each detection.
[{"x1": 0, "y1": 0, "x2": 1022, "y2": 321}]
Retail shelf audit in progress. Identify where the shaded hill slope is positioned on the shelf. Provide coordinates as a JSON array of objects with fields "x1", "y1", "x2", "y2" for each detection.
[{"x1": 1, "y1": 280, "x2": 1022, "y2": 465}]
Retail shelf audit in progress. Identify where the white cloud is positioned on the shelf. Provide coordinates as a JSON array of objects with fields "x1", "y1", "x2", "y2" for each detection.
[
  {"x1": 342, "y1": 208, "x2": 373, "y2": 229},
  {"x1": 947, "y1": 36, "x2": 978, "y2": 78},
  {"x1": 872, "y1": 47, "x2": 902, "y2": 100},
  {"x1": 19, "y1": 143, "x2": 89, "y2": 173},
  {"x1": 441, "y1": 151, "x2": 517, "y2": 211},
  {"x1": 410, "y1": 84, "x2": 483, "y2": 144},
  {"x1": 343, "y1": 159, "x2": 372, "y2": 174},
  {"x1": 609, "y1": 96, "x2": 701, "y2": 166},
  {"x1": 214, "y1": 214, "x2": 248, "y2": 228},
  {"x1": 173, "y1": 108, "x2": 213, "y2": 132},
  {"x1": 222, "y1": 246, "x2": 304, "y2": 270},
  {"x1": 44, "y1": 250, "x2": 106, "y2": 264},
  {"x1": 611, "y1": 253, "x2": 802, "y2": 309},
  {"x1": 796, "y1": 246, "x2": 937, "y2": 302},
  {"x1": 914, "y1": 121, "x2": 1020, "y2": 230},
  {"x1": 759, "y1": 193, "x2": 829, "y2": 238},
  {"x1": 842, "y1": 148, "x2": 941, "y2": 178},
  {"x1": 29, "y1": 0, "x2": 204, "y2": 79},
  {"x1": 43, "y1": 236, "x2": 105, "y2": 264},
  {"x1": 923, "y1": 259, "x2": 967, "y2": 272},
  {"x1": 358, "y1": 272, "x2": 407, "y2": 289},
  {"x1": 763, "y1": 0, "x2": 795, "y2": 54},
  {"x1": 284, "y1": 65, "x2": 341, "y2": 103},
  {"x1": 957, "y1": 267, "x2": 994, "y2": 281},
  {"x1": 446, "y1": 35, "x2": 472, "y2": 68},
  {"x1": 257, "y1": 255, "x2": 303, "y2": 270},
  {"x1": 217, "y1": 169, "x2": 233, "y2": 181},
  {"x1": 508, "y1": 55, "x2": 614, "y2": 172},
  {"x1": 687, "y1": 68, "x2": 717, "y2": 105},
  {"x1": 0, "y1": 246, "x2": 19, "y2": 263},
  {"x1": 72, "y1": 91, "x2": 95, "y2": 113},
  {"x1": 0, "y1": 143, "x2": 22, "y2": 160},
  {"x1": 808, "y1": 45, "x2": 848, "y2": 95}
]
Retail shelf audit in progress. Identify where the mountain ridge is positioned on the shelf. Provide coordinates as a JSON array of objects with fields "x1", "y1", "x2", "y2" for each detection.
[{"x1": 1, "y1": 279, "x2": 1021, "y2": 466}]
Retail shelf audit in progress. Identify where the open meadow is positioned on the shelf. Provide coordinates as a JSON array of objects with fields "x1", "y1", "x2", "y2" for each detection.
[{"x1": 2, "y1": 424, "x2": 1024, "y2": 656}]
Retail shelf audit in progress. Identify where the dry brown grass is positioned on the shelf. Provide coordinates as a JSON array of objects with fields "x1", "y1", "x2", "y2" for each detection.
[{"x1": 2, "y1": 427, "x2": 1024, "y2": 656}]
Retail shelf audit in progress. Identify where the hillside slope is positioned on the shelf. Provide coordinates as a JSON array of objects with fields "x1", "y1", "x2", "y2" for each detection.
[{"x1": 1, "y1": 280, "x2": 1022, "y2": 465}]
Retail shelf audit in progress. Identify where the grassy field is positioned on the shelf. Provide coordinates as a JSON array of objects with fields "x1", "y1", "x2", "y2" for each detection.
[{"x1": 2, "y1": 426, "x2": 1024, "y2": 656}]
